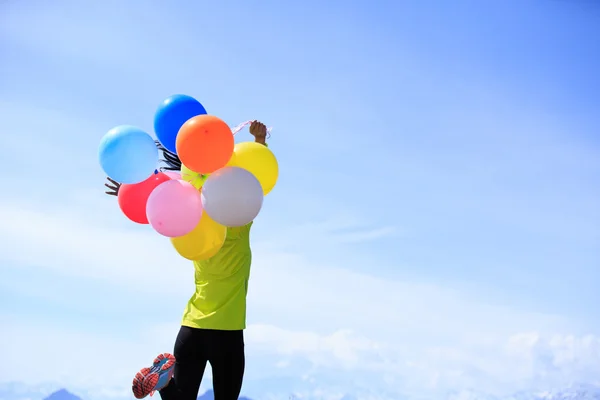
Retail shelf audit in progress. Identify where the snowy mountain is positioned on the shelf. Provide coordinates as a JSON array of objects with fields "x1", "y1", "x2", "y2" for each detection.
[
  {"x1": 446, "y1": 385, "x2": 600, "y2": 400},
  {"x1": 34, "y1": 389, "x2": 254, "y2": 400},
  {"x1": 514, "y1": 386, "x2": 600, "y2": 400},
  {"x1": 0, "y1": 382, "x2": 66, "y2": 400},
  {"x1": 43, "y1": 389, "x2": 82, "y2": 400}
]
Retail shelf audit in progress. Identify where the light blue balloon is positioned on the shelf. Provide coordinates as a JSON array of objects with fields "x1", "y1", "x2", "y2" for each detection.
[{"x1": 98, "y1": 125, "x2": 158, "y2": 184}]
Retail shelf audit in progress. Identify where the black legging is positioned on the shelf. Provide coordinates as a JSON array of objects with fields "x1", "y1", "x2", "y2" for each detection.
[{"x1": 159, "y1": 326, "x2": 245, "y2": 400}]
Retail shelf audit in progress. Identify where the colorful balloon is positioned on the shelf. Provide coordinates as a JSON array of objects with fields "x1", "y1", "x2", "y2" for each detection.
[
  {"x1": 201, "y1": 167, "x2": 264, "y2": 227},
  {"x1": 229, "y1": 141, "x2": 279, "y2": 195},
  {"x1": 146, "y1": 180, "x2": 202, "y2": 237},
  {"x1": 118, "y1": 172, "x2": 172, "y2": 224},
  {"x1": 98, "y1": 125, "x2": 158, "y2": 184},
  {"x1": 170, "y1": 212, "x2": 227, "y2": 261},
  {"x1": 176, "y1": 115, "x2": 234, "y2": 174},
  {"x1": 153, "y1": 94, "x2": 207, "y2": 154},
  {"x1": 181, "y1": 164, "x2": 209, "y2": 190}
]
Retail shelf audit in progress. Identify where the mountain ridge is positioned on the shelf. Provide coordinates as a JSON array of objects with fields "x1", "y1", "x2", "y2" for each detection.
[
  {"x1": 16, "y1": 383, "x2": 599, "y2": 400},
  {"x1": 39, "y1": 388, "x2": 254, "y2": 400},
  {"x1": 43, "y1": 389, "x2": 83, "y2": 400}
]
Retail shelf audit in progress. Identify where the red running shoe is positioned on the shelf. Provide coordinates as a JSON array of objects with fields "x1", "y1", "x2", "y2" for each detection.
[{"x1": 132, "y1": 353, "x2": 176, "y2": 399}]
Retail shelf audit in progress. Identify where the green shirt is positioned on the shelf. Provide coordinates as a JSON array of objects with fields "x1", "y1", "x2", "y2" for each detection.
[{"x1": 181, "y1": 223, "x2": 252, "y2": 330}]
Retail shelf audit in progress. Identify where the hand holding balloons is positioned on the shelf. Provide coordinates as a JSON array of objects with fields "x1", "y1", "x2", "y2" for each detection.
[{"x1": 249, "y1": 120, "x2": 268, "y2": 144}]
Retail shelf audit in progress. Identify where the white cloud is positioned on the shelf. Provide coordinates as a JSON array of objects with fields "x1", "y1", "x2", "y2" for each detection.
[
  {"x1": 504, "y1": 332, "x2": 600, "y2": 385},
  {"x1": 245, "y1": 324, "x2": 380, "y2": 370},
  {"x1": 252, "y1": 219, "x2": 399, "y2": 260},
  {"x1": 272, "y1": 217, "x2": 399, "y2": 246},
  {"x1": 0, "y1": 193, "x2": 193, "y2": 295},
  {"x1": 244, "y1": 325, "x2": 600, "y2": 398},
  {"x1": 1, "y1": 316, "x2": 146, "y2": 388}
]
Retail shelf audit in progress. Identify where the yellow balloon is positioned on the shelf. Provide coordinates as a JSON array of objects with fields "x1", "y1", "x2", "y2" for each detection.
[
  {"x1": 170, "y1": 213, "x2": 227, "y2": 261},
  {"x1": 228, "y1": 142, "x2": 278, "y2": 195},
  {"x1": 181, "y1": 163, "x2": 208, "y2": 190}
]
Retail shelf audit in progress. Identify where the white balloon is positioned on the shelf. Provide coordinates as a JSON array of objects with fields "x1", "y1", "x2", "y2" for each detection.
[{"x1": 201, "y1": 166, "x2": 264, "y2": 227}]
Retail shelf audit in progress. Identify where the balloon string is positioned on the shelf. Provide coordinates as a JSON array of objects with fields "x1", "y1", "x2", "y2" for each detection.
[{"x1": 231, "y1": 120, "x2": 273, "y2": 138}]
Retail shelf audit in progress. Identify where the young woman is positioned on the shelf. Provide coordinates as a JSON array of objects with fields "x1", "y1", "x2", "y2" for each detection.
[{"x1": 105, "y1": 121, "x2": 269, "y2": 400}]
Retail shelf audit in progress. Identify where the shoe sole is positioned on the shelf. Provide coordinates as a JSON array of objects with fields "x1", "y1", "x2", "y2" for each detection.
[{"x1": 132, "y1": 353, "x2": 176, "y2": 399}]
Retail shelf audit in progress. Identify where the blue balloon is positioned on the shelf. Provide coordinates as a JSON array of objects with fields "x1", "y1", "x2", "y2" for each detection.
[
  {"x1": 153, "y1": 94, "x2": 207, "y2": 154},
  {"x1": 98, "y1": 125, "x2": 159, "y2": 184}
]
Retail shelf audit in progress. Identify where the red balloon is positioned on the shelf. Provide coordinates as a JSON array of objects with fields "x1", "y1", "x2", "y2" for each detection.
[{"x1": 118, "y1": 172, "x2": 172, "y2": 224}]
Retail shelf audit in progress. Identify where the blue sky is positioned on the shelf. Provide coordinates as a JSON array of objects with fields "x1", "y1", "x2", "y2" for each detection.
[{"x1": 1, "y1": 0, "x2": 599, "y2": 399}]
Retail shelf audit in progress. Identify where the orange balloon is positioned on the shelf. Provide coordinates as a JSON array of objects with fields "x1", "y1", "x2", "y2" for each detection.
[{"x1": 175, "y1": 115, "x2": 234, "y2": 174}]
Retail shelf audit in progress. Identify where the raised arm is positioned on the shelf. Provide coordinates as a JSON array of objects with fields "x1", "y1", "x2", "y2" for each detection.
[{"x1": 249, "y1": 120, "x2": 268, "y2": 146}]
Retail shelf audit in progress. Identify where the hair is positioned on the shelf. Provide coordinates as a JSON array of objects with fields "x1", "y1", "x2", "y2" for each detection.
[{"x1": 155, "y1": 140, "x2": 182, "y2": 171}]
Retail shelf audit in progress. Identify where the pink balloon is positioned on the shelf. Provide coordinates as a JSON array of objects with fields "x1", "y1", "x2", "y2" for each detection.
[
  {"x1": 163, "y1": 171, "x2": 181, "y2": 180},
  {"x1": 146, "y1": 179, "x2": 202, "y2": 237}
]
